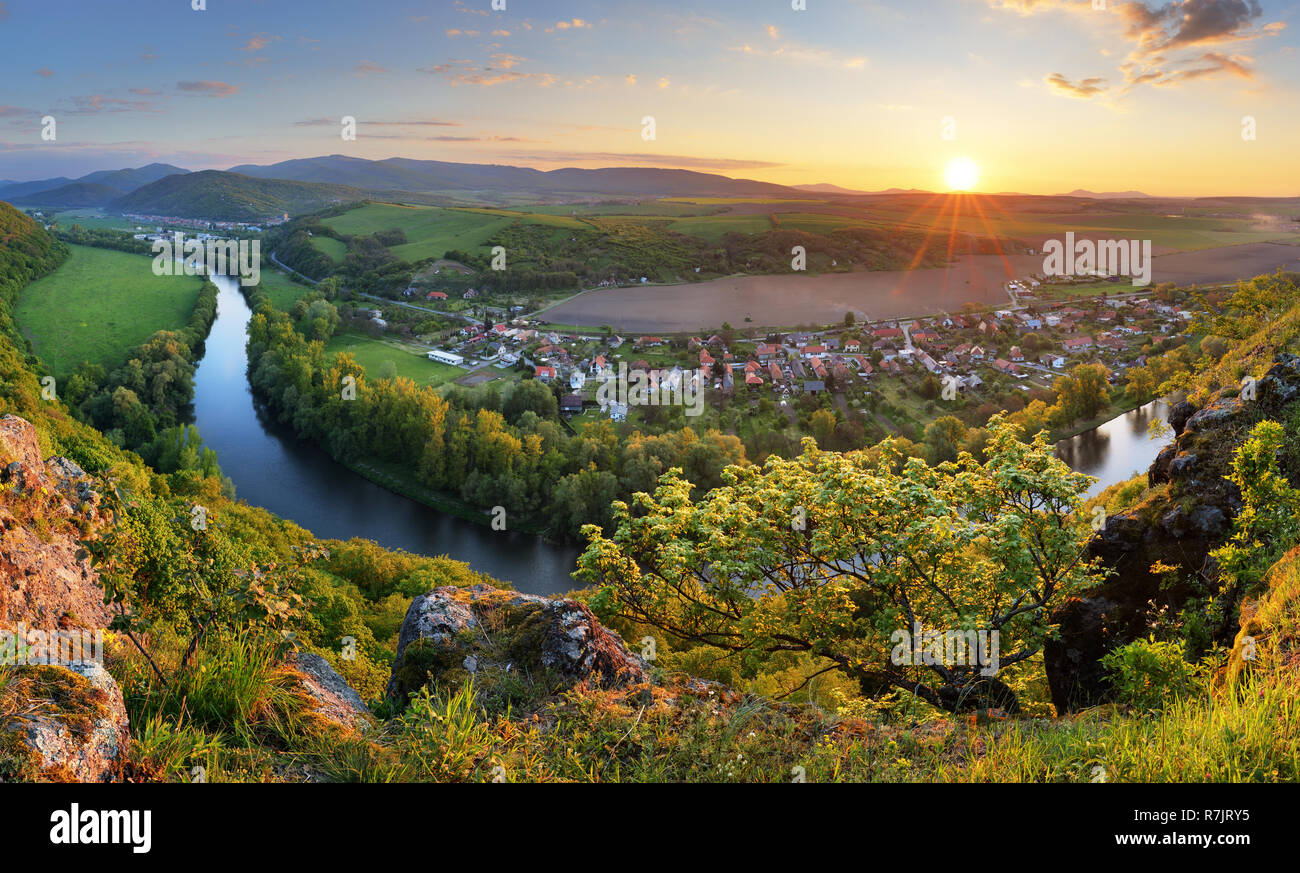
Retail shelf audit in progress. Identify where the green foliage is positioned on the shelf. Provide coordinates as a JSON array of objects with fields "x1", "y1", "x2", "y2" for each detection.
[
  {"x1": 579, "y1": 416, "x2": 1102, "y2": 713},
  {"x1": 1101, "y1": 638, "x2": 1207, "y2": 711}
]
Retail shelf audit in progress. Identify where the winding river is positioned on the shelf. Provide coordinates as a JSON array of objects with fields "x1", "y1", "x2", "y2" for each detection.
[
  {"x1": 191, "y1": 273, "x2": 1170, "y2": 595},
  {"x1": 192, "y1": 274, "x2": 581, "y2": 596}
]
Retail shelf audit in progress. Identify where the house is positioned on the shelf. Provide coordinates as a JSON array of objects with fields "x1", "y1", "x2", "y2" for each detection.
[
  {"x1": 1009, "y1": 346, "x2": 1025, "y2": 362},
  {"x1": 428, "y1": 349, "x2": 465, "y2": 366},
  {"x1": 872, "y1": 327, "x2": 903, "y2": 340},
  {"x1": 636, "y1": 336, "x2": 665, "y2": 347},
  {"x1": 535, "y1": 366, "x2": 557, "y2": 383},
  {"x1": 426, "y1": 291, "x2": 448, "y2": 300},
  {"x1": 809, "y1": 357, "x2": 828, "y2": 379},
  {"x1": 590, "y1": 354, "x2": 608, "y2": 375},
  {"x1": 1040, "y1": 353, "x2": 1066, "y2": 368},
  {"x1": 843, "y1": 338, "x2": 862, "y2": 353},
  {"x1": 992, "y1": 359, "x2": 1021, "y2": 375},
  {"x1": 800, "y1": 344, "x2": 827, "y2": 358},
  {"x1": 700, "y1": 349, "x2": 715, "y2": 366},
  {"x1": 745, "y1": 372, "x2": 764, "y2": 387},
  {"x1": 1062, "y1": 336, "x2": 1094, "y2": 351},
  {"x1": 755, "y1": 342, "x2": 781, "y2": 360},
  {"x1": 803, "y1": 380, "x2": 826, "y2": 395},
  {"x1": 916, "y1": 351, "x2": 942, "y2": 374},
  {"x1": 560, "y1": 394, "x2": 584, "y2": 415},
  {"x1": 768, "y1": 361, "x2": 784, "y2": 383}
]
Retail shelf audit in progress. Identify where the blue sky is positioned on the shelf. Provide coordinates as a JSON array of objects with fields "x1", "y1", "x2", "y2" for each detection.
[{"x1": 1, "y1": 0, "x2": 1297, "y2": 194}]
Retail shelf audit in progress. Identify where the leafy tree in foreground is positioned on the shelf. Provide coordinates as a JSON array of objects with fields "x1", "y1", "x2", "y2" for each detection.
[{"x1": 578, "y1": 416, "x2": 1102, "y2": 713}]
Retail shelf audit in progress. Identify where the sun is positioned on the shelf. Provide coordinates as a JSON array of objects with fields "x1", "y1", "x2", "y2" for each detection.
[{"x1": 944, "y1": 157, "x2": 980, "y2": 192}]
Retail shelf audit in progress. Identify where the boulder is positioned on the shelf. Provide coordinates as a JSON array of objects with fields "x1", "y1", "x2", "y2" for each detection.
[
  {"x1": 386, "y1": 584, "x2": 649, "y2": 704},
  {"x1": 1046, "y1": 353, "x2": 1300, "y2": 712},
  {"x1": 0, "y1": 415, "x2": 111, "y2": 629},
  {"x1": 1, "y1": 661, "x2": 129, "y2": 782},
  {"x1": 287, "y1": 652, "x2": 373, "y2": 732}
]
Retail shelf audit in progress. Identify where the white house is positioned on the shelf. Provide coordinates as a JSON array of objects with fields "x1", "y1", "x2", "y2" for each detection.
[{"x1": 428, "y1": 350, "x2": 465, "y2": 366}]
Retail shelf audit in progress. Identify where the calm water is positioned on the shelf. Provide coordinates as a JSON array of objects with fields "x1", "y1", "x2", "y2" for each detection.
[
  {"x1": 192, "y1": 274, "x2": 581, "y2": 595},
  {"x1": 1055, "y1": 398, "x2": 1171, "y2": 498},
  {"x1": 192, "y1": 274, "x2": 1163, "y2": 593}
]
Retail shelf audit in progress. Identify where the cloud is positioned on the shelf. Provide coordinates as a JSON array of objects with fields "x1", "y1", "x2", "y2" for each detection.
[
  {"x1": 490, "y1": 53, "x2": 525, "y2": 69},
  {"x1": 64, "y1": 94, "x2": 157, "y2": 114},
  {"x1": 292, "y1": 116, "x2": 462, "y2": 127},
  {"x1": 1044, "y1": 72, "x2": 1109, "y2": 98},
  {"x1": 445, "y1": 28, "x2": 479, "y2": 37},
  {"x1": 129, "y1": 88, "x2": 162, "y2": 96},
  {"x1": 354, "y1": 61, "x2": 386, "y2": 75},
  {"x1": 989, "y1": 0, "x2": 1282, "y2": 91},
  {"x1": 0, "y1": 3, "x2": 8, "y2": 19},
  {"x1": 241, "y1": 33, "x2": 279, "y2": 52},
  {"x1": 35, "y1": 67, "x2": 54, "y2": 78},
  {"x1": 624, "y1": 74, "x2": 637, "y2": 85},
  {"x1": 421, "y1": 58, "x2": 555, "y2": 87},
  {"x1": 432, "y1": 134, "x2": 546, "y2": 143},
  {"x1": 504, "y1": 151, "x2": 783, "y2": 171},
  {"x1": 546, "y1": 19, "x2": 593, "y2": 33},
  {"x1": 177, "y1": 80, "x2": 239, "y2": 97}
]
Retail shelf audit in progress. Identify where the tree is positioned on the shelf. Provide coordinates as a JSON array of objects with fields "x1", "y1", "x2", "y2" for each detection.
[
  {"x1": 579, "y1": 417, "x2": 1101, "y2": 712},
  {"x1": 1052, "y1": 363, "x2": 1111, "y2": 425}
]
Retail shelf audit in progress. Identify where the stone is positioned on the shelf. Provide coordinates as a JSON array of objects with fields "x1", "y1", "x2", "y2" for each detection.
[
  {"x1": 286, "y1": 652, "x2": 373, "y2": 732},
  {"x1": 1, "y1": 661, "x2": 129, "y2": 782},
  {"x1": 386, "y1": 584, "x2": 649, "y2": 704}
]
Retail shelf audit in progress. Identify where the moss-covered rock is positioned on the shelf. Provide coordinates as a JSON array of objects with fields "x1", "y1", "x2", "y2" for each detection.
[
  {"x1": 385, "y1": 584, "x2": 649, "y2": 707},
  {"x1": 1046, "y1": 353, "x2": 1300, "y2": 712},
  {"x1": 0, "y1": 661, "x2": 129, "y2": 782}
]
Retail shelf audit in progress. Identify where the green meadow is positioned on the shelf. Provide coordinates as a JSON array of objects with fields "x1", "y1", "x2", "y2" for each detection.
[
  {"x1": 310, "y1": 235, "x2": 349, "y2": 263},
  {"x1": 254, "y1": 267, "x2": 313, "y2": 310},
  {"x1": 15, "y1": 243, "x2": 205, "y2": 377},
  {"x1": 324, "y1": 330, "x2": 464, "y2": 387}
]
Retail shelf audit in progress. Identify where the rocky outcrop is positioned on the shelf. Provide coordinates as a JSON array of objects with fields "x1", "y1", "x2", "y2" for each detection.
[
  {"x1": 386, "y1": 584, "x2": 649, "y2": 704},
  {"x1": 0, "y1": 415, "x2": 111, "y2": 630},
  {"x1": 1, "y1": 661, "x2": 129, "y2": 782},
  {"x1": 287, "y1": 652, "x2": 373, "y2": 732},
  {"x1": 1046, "y1": 354, "x2": 1300, "y2": 712}
]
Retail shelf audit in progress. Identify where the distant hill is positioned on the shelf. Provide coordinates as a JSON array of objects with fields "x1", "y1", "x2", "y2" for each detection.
[
  {"x1": 11, "y1": 182, "x2": 122, "y2": 207},
  {"x1": 1059, "y1": 189, "x2": 1152, "y2": 199},
  {"x1": 0, "y1": 163, "x2": 189, "y2": 204},
  {"x1": 228, "y1": 154, "x2": 799, "y2": 199},
  {"x1": 112, "y1": 169, "x2": 366, "y2": 220},
  {"x1": 0, "y1": 177, "x2": 73, "y2": 200},
  {"x1": 78, "y1": 163, "x2": 189, "y2": 193},
  {"x1": 796, "y1": 183, "x2": 931, "y2": 196}
]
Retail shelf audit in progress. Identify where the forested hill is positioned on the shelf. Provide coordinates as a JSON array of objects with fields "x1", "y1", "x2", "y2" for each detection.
[
  {"x1": 226, "y1": 154, "x2": 799, "y2": 199},
  {"x1": 0, "y1": 198, "x2": 68, "y2": 344},
  {"x1": 111, "y1": 170, "x2": 367, "y2": 220}
]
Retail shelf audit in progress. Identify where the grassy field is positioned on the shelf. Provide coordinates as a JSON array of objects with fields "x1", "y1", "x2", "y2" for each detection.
[
  {"x1": 15, "y1": 243, "x2": 206, "y2": 376},
  {"x1": 320, "y1": 202, "x2": 586, "y2": 263},
  {"x1": 38, "y1": 207, "x2": 140, "y2": 232},
  {"x1": 324, "y1": 330, "x2": 464, "y2": 387},
  {"x1": 254, "y1": 267, "x2": 312, "y2": 310},
  {"x1": 311, "y1": 235, "x2": 348, "y2": 263}
]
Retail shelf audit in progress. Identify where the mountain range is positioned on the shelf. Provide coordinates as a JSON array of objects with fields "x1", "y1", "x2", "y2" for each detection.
[
  {"x1": 227, "y1": 154, "x2": 798, "y2": 199},
  {"x1": 0, "y1": 163, "x2": 190, "y2": 206}
]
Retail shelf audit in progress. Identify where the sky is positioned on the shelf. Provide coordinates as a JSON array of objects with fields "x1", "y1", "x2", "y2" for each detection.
[{"x1": 1, "y1": 0, "x2": 1297, "y2": 196}]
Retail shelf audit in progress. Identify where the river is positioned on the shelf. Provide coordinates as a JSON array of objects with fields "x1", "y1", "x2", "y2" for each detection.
[
  {"x1": 1055, "y1": 397, "x2": 1170, "y2": 499},
  {"x1": 192, "y1": 274, "x2": 581, "y2": 596},
  {"x1": 192, "y1": 273, "x2": 1169, "y2": 595}
]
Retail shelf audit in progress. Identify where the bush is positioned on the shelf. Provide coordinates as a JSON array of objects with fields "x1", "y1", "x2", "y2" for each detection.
[{"x1": 1102, "y1": 638, "x2": 1206, "y2": 711}]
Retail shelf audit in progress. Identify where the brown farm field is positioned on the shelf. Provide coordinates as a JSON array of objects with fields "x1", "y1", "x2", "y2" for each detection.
[{"x1": 538, "y1": 243, "x2": 1300, "y2": 332}]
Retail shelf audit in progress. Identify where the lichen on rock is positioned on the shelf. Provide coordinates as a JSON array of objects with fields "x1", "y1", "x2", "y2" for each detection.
[{"x1": 385, "y1": 584, "x2": 649, "y2": 706}]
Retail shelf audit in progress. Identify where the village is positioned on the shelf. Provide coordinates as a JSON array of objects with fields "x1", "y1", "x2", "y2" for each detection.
[{"x1": 396, "y1": 276, "x2": 1201, "y2": 436}]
